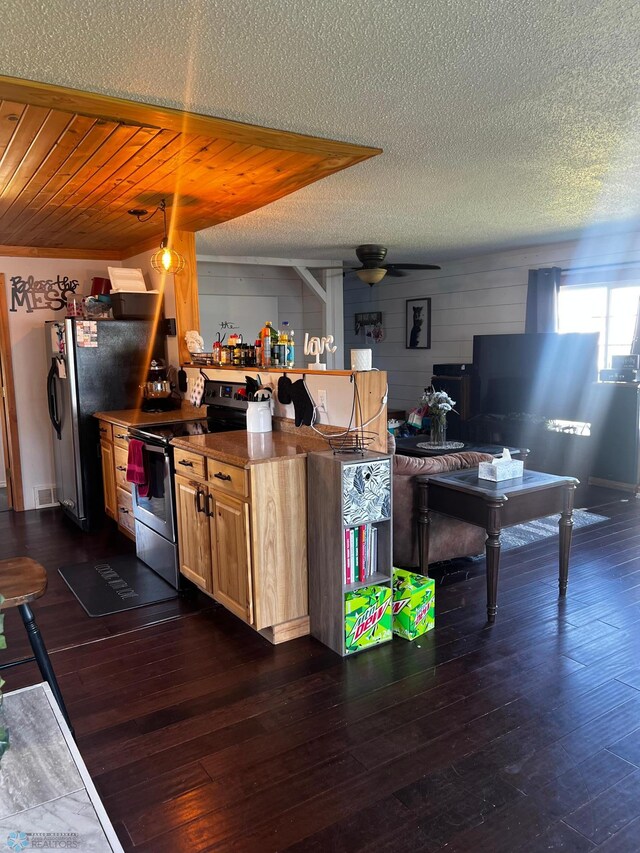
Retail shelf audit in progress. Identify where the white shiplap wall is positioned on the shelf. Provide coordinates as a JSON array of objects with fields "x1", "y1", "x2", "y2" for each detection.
[
  {"x1": 197, "y1": 261, "x2": 324, "y2": 348},
  {"x1": 344, "y1": 232, "x2": 640, "y2": 413}
]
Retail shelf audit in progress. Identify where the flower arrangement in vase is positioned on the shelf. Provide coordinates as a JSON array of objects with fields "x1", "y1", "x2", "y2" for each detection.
[{"x1": 422, "y1": 386, "x2": 457, "y2": 446}]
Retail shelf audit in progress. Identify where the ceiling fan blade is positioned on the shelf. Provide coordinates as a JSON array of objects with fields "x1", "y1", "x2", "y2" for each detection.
[
  {"x1": 383, "y1": 266, "x2": 408, "y2": 277},
  {"x1": 385, "y1": 263, "x2": 441, "y2": 271}
]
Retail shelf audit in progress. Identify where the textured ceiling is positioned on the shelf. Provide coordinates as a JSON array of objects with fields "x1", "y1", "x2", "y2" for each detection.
[{"x1": 2, "y1": 0, "x2": 639, "y2": 262}]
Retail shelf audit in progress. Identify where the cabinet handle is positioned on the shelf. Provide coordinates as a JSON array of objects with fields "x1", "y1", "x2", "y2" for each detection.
[
  {"x1": 119, "y1": 507, "x2": 129, "y2": 514},
  {"x1": 213, "y1": 471, "x2": 232, "y2": 481},
  {"x1": 206, "y1": 493, "x2": 214, "y2": 517},
  {"x1": 116, "y1": 465, "x2": 126, "y2": 471},
  {"x1": 99, "y1": 427, "x2": 107, "y2": 433},
  {"x1": 179, "y1": 459, "x2": 194, "y2": 468},
  {"x1": 115, "y1": 433, "x2": 128, "y2": 440},
  {"x1": 195, "y1": 488, "x2": 205, "y2": 514}
]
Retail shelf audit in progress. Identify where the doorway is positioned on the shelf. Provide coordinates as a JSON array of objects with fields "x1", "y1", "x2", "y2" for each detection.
[{"x1": 0, "y1": 273, "x2": 23, "y2": 511}]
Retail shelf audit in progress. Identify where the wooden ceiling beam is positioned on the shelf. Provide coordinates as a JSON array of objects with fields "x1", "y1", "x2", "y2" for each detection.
[
  {"x1": 0, "y1": 76, "x2": 381, "y2": 160},
  {"x1": 0, "y1": 75, "x2": 382, "y2": 253}
]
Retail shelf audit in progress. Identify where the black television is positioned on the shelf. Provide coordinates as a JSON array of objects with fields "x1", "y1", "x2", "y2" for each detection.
[{"x1": 472, "y1": 333, "x2": 599, "y2": 422}]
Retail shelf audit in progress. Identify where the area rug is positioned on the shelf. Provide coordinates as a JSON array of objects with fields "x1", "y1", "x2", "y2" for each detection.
[
  {"x1": 499, "y1": 509, "x2": 608, "y2": 552},
  {"x1": 59, "y1": 555, "x2": 178, "y2": 617}
]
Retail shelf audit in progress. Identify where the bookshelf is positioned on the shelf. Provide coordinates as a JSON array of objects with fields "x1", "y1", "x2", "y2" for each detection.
[{"x1": 307, "y1": 450, "x2": 393, "y2": 656}]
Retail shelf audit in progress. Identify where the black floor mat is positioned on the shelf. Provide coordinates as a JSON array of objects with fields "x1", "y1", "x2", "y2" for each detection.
[{"x1": 58, "y1": 555, "x2": 178, "y2": 617}]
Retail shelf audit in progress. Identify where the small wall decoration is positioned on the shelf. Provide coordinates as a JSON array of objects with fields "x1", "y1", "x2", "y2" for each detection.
[
  {"x1": 406, "y1": 298, "x2": 431, "y2": 349},
  {"x1": 355, "y1": 312, "x2": 382, "y2": 334},
  {"x1": 355, "y1": 311, "x2": 384, "y2": 343},
  {"x1": 10, "y1": 274, "x2": 80, "y2": 313}
]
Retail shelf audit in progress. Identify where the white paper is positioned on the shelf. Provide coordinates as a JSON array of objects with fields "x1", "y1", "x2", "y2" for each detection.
[{"x1": 108, "y1": 266, "x2": 147, "y2": 293}]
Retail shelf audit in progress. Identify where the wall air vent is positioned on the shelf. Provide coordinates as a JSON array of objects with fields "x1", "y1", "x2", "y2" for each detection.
[{"x1": 33, "y1": 485, "x2": 58, "y2": 509}]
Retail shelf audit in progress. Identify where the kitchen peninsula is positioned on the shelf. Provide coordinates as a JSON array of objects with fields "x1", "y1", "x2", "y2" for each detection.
[{"x1": 171, "y1": 430, "x2": 327, "y2": 644}]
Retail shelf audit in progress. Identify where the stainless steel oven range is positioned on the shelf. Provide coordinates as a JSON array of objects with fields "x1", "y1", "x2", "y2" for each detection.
[{"x1": 128, "y1": 380, "x2": 247, "y2": 588}]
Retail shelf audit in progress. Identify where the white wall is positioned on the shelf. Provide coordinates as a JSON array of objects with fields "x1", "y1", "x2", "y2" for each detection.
[
  {"x1": 344, "y1": 232, "x2": 640, "y2": 413},
  {"x1": 197, "y1": 261, "x2": 323, "y2": 359},
  {"x1": 1, "y1": 257, "x2": 121, "y2": 509}
]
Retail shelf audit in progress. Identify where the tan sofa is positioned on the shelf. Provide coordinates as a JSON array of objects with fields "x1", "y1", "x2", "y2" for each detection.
[{"x1": 393, "y1": 452, "x2": 494, "y2": 570}]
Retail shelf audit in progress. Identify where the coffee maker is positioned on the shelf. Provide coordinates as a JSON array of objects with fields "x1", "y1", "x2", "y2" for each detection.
[{"x1": 140, "y1": 360, "x2": 181, "y2": 412}]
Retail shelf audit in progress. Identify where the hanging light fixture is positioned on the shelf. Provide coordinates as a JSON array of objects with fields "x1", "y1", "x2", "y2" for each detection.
[{"x1": 127, "y1": 198, "x2": 186, "y2": 275}]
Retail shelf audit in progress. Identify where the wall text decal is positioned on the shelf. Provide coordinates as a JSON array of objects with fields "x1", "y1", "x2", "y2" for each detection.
[{"x1": 10, "y1": 274, "x2": 80, "y2": 313}]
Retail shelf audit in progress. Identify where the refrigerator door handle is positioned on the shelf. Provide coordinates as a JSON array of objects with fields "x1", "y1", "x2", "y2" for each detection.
[{"x1": 47, "y1": 359, "x2": 62, "y2": 440}]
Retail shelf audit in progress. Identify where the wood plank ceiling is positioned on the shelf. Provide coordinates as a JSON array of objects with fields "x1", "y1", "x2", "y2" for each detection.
[{"x1": 0, "y1": 76, "x2": 381, "y2": 258}]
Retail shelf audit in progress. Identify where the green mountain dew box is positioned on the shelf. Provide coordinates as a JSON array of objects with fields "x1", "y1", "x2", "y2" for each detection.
[
  {"x1": 392, "y1": 568, "x2": 435, "y2": 640},
  {"x1": 344, "y1": 585, "x2": 392, "y2": 654}
]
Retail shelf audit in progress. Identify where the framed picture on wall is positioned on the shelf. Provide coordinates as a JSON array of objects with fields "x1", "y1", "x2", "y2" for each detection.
[{"x1": 406, "y1": 298, "x2": 431, "y2": 349}]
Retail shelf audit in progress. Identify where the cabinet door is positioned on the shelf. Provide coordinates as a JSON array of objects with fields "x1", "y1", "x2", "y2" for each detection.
[
  {"x1": 175, "y1": 475, "x2": 212, "y2": 592},
  {"x1": 100, "y1": 440, "x2": 116, "y2": 519},
  {"x1": 211, "y1": 491, "x2": 253, "y2": 624}
]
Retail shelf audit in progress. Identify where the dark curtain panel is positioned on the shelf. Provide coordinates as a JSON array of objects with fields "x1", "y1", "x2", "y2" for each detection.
[{"x1": 525, "y1": 267, "x2": 561, "y2": 333}]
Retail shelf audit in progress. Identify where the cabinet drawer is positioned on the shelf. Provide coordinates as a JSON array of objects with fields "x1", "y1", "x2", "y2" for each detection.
[
  {"x1": 208, "y1": 459, "x2": 248, "y2": 497},
  {"x1": 112, "y1": 427, "x2": 130, "y2": 449},
  {"x1": 97, "y1": 421, "x2": 113, "y2": 443},
  {"x1": 116, "y1": 487, "x2": 135, "y2": 535},
  {"x1": 114, "y1": 445, "x2": 131, "y2": 492},
  {"x1": 174, "y1": 448, "x2": 206, "y2": 480}
]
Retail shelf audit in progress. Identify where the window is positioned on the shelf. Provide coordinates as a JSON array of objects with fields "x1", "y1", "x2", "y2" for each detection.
[{"x1": 558, "y1": 282, "x2": 640, "y2": 371}]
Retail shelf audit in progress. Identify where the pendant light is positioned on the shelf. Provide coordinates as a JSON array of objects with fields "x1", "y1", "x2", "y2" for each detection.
[{"x1": 128, "y1": 198, "x2": 186, "y2": 275}]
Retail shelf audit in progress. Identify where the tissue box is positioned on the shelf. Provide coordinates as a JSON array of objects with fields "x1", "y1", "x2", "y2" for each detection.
[
  {"x1": 392, "y1": 568, "x2": 435, "y2": 641},
  {"x1": 478, "y1": 453, "x2": 524, "y2": 482}
]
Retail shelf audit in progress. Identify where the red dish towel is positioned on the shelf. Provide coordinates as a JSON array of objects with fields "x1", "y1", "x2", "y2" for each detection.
[{"x1": 126, "y1": 439, "x2": 149, "y2": 497}]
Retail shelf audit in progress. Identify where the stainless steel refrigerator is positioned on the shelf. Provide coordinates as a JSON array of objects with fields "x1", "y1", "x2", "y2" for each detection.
[{"x1": 45, "y1": 319, "x2": 160, "y2": 530}]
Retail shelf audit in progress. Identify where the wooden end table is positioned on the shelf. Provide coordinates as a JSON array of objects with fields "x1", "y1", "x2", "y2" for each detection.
[{"x1": 416, "y1": 469, "x2": 578, "y2": 623}]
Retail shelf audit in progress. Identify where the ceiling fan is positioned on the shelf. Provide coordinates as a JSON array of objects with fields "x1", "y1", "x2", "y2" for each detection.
[{"x1": 328, "y1": 244, "x2": 441, "y2": 285}]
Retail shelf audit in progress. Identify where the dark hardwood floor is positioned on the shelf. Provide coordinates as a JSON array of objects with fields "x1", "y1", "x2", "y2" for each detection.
[{"x1": 2, "y1": 486, "x2": 640, "y2": 851}]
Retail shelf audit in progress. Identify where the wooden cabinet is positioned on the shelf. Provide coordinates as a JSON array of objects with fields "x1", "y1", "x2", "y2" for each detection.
[
  {"x1": 173, "y1": 449, "x2": 309, "y2": 642},
  {"x1": 175, "y1": 474, "x2": 212, "y2": 592},
  {"x1": 97, "y1": 418, "x2": 134, "y2": 541},
  {"x1": 212, "y1": 491, "x2": 253, "y2": 624},
  {"x1": 116, "y1": 487, "x2": 135, "y2": 536},
  {"x1": 100, "y1": 439, "x2": 116, "y2": 520}
]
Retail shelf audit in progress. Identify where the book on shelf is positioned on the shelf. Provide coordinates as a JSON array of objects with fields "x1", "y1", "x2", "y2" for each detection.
[{"x1": 344, "y1": 523, "x2": 379, "y2": 584}]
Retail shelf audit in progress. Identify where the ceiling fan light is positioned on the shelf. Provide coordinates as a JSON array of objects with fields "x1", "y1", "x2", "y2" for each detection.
[{"x1": 356, "y1": 267, "x2": 387, "y2": 285}]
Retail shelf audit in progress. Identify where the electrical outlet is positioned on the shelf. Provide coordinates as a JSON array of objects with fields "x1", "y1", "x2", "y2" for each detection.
[{"x1": 318, "y1": 390, "x2": 328, "y2": 412}]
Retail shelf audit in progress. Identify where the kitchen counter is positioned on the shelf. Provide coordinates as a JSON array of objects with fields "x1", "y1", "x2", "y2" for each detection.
[
  {"x1": 93, "y1": 407, "x2": 202, "y2": 428},
  {"x1": 171, "y1": 430, "x2": 328, "y2": 467}
]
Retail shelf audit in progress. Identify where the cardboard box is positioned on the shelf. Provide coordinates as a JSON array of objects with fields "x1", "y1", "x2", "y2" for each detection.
[
  {"x1": 392, "y1": 568, "x2": 435, "y2": 641},
  {"x1": 344, "y1": 585, "x2": 392, "y2": 654}
]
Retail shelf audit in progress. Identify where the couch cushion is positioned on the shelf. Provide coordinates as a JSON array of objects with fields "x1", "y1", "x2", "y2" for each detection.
[
  {"x1": 392, "y1": 451, "x2": 494, "y2": 568},
  {"x1": 393, "y1": 451, "x2": 494, "y2": 477}
]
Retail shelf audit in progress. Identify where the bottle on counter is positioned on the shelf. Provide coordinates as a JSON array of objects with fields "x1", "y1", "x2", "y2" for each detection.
[
  {"x1": 261, "y1": 321, "x2": 273, "y2": 367},
  {"x1": 270, "y1": 323, "x2": 280, "y2": 365},
  {"x1": 255, "y1": 338, "x2": 262, "y2": 369},
  {"x1": 288, "y1": 329, "x2": 295, "y2": 368},
  {"x1": 212, "y1": 335, "x2": 222, "y2": 365}
]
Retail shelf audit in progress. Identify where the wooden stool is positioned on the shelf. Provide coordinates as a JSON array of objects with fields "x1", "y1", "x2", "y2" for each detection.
[{"x1": 0, "y1": 557, "x2": 73, "y2": 735}]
